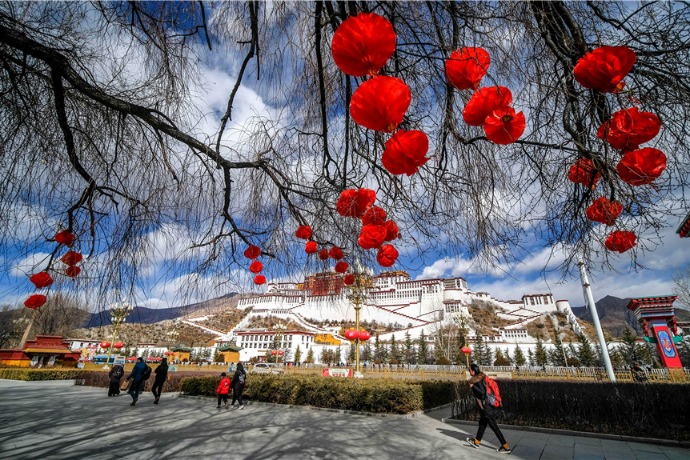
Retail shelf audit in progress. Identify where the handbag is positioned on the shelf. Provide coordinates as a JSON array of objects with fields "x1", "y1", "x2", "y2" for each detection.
[{"x1": 121, "y1": 379, "x2": 132, "y2": 392}]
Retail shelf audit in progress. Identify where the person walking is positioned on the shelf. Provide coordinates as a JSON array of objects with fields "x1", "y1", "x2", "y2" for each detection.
[
  {"x1": 126, "y1": 357, "x2": 147, "y2": 406},
  {"x1": 151, "y1": 358, "x2": 169, "y2": 404},
  {"x1": 230, "y1": 362, "x2": 247, "y2": 409},
  {"x1": 216, "y1": 372, "x2": 231, "y2": 409},
  {"x1": 108, "y1": 363, "x2": 125, "y2": 397},
  {"x1": 466, "y1": 363, "x2": 511, "y2": 454}
]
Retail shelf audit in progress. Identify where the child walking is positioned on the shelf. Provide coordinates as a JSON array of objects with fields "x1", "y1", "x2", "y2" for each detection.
[{"x1": 216, "y1": 372, "x2": 231, "y2": 409}]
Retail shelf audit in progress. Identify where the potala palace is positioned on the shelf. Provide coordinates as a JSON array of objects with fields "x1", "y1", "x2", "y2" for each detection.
[{"x1": 211, "y1": 271, "x2": 584, "y2": 363}]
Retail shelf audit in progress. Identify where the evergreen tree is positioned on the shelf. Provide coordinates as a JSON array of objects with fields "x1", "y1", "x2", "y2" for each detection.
[
  {"x1": 620, "y1": 327, "x2": 644, "y2": 365},
  {"x1": 305, "y1": 348, "x2": 314, "y2": 364},
  {"x1": 535, "y1": 336, "x2": 548, "y2": 367},
  {"x1": 373, "y1": 333, "x2": 383, "y2": 363},
  {"x1": 528, "y1": 348, "x2": 535, "y2": 366},
  {"x1": 348, "y1": 343, "x2": 355, "y2": 364},
  {"x1": 417, "y1": 331, "x2": 430, "y2": 365},
  {"x1": 551, "y1": 331, "x2": 567, "y2": 366},
  {"x1": 361, "y1": 341, "x2": 373, "y2": 363},
  {"x1": 434, "y1": 333, "x2": 448, "y2": 364},
  {"x1": 404, "y1": 331, "x2": 415, "y2": 365},
  {"x1": 389, "y1": 334, "x2": 401, "y2": 364},
  {"x1": 514, "y1": 345, "x2": 526, "y2": 366},
  {"x1": 452, "y1": 320, "x2": 468, "y2": 365},
  {"x1": 504, "y1": 348, "x2": 513, "y2": 365},
  {"x1": 577, "y1": 333, "x2": 596, "y2": 367},
  {"x1": 294, "y1": 345, "x2": 302, "y2": 364},
  {"x1": 493, "y1": 349, "x2": 511, "y2": 366}
]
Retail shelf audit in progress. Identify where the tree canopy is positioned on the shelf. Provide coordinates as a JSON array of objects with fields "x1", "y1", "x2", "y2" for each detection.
[{"x1": 1, "y1": 1, "x2": 689, "y2": 307}]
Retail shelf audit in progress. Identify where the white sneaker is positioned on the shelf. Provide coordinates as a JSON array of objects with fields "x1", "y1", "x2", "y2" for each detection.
[{"x1": 239, "y1": 405, "x2": 245, "y2": 410}]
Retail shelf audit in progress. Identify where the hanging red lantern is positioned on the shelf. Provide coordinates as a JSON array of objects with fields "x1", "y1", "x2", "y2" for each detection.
[
  {"x1": 573, "y1": 46, "x2": 636, "y2": 93},
  {"x1": 358, "y1": 224, "x2": 387, "y2": 250},
  {"x1": 568, "y1": 158, "x2": 601, "y2": 188},
  {"x1": 384, "y1": 220, "x2": 399, "y2": 241},
  {"x1": 605, "y1": 230, "x2": 637, "y2": 253},
  {"x1": 483, "y1": 107, "x2": 526, "y2": 144},
  {"x1": 331, "y1": 12, "x2": 396, "y2": 77},
  {"x1": 114, "y1": 341, "x2": 124, "y2": 349},
  {"x1": 376, "y1": 244, "x2": 399, "y2": 267},
  {"x1": 30, "y1": 272, "x2": 53, "y2": 289},
  {"x1": 358, "y1": 330, "x2": 371, "y2": 341},
  {"x1": 381, "y1": 130, "x2": 429, "y2": 176},
  {"x1": 278, "y1": 350, "x2": 284, "y2": 356},
  {"x1": 344, "y1": 329, "x2": 359, "y2": 341},
  {"x1": 334, "y1": 261, "x2": 349, "y2": 273},
  {"x1": 54, "y1": 230, "x2": 75, "y2": 246},
  {"x1": 445, "y1": 47, "x2": 490, "y2": 91},
  {"x1": 597, "y1": 107, "x2": 661, "y2": 151},
  {"x1": 295, "y1": 225, "x2": 312, "y2": 240},
  {"x1": 305, "y1": 241, "x2": 318, "y2": 254},
  {"x1": 254, "y1": 274, "x2": 267, "y2": 285},
  {"x1": 249, "y1": 260, "x2": 263, "y2": 274},
  {"x1": 361, "y1": 206, "x2": 387, "y2": 226},
  {"x1": 329, "y1": 246, "x2": 345, "y2": 260},
  {"x1": 344, "y1": 274, "x2": 355, "y2": 285},
  {"x1": 336, "y1": 188, "x2": 376, "y2": 218},
  {"x1": 243, "y1": 245, "x2": 261, "y2": 260},
  {"x1": 616, "y1": 147, "x2": 667, "y2": 186},
  {"x1": 586, "y1": 197, "x2": 623, "y2": 226},
  {"x1": 462, "y1": 86, "x2": 512, "y2": 126},
  {"x1": 65, "y1": 266, "x2": 81, "y2": 278},
  {"x1": 24, "y1": 294, "x2": 47, "y2": 309},
  {"x1": 271, "y1": 349, "x2": 277, "y2": 355},
  {"x1": 318, "y1": 248, "x2": 330, "y2": 261},
  {"x1": 350, "y1": 76, "x2": 411, "y2": 132},
  {"x1": 461, "y1": 346, "x2": 472, "y2": 355},
  {"x1": 100, "y1": 341, "x2": 111, "y2": 349},
  {"x1": 61, "y1": 251, "x2": 83, "y2": 266},
  {"x1": 164, "y1": 351, "x2": 170, "y2": 356}
]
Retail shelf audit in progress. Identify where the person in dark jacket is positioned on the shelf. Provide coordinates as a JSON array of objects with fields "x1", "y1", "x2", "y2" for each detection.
[
  {"x1": 230, "y1": 362, "x2": 247, "y2": 409},
  {"x1": 126, "y1": 357, "x2": 147, "y2": 406},
  {"x1": 108, "y1": 363, "x2": 125, "y2": 397},
  {"x1": 466, "y1": 363, "x2": 511, "y2": 454},
  {"x1": 151, "y1": 358, "x2": 168, "y2": 404}
]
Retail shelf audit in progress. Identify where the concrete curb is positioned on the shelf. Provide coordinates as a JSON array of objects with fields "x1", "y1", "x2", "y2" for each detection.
[{"x1": 441, "y1": 417, "x2": 690, "y2": 449}]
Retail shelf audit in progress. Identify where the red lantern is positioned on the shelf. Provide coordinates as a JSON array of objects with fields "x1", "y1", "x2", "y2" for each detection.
[
  {"x1": 65, "y1": 266, "x2": 81, "y2": 278},
  {"x1": 616, "y1": 148, "x2": 667, "y2": 186},
  {"x1": 243, "y1": 245, "x2": 261, "y2": 260},
  {"x1": 384, "y1": 220, "x2": 399, "y2": 241},
  {"x1": 361, "y1": 206, "x2": 387, "y2": 226},
  {"x1": 61, "y1": 250, "x2": 83, "y2": 266},
  {"x1": 54, "y1": 230, "x2": 75, "y2": 246},
  {"x1": 597, "y1": 107, "x2": 661, "y2": 151},
  {"x1": 100, "y1": 341, "x2": 111, "y2": 349},
  {"x1": 271, "y1": 350, "x2": 277, "y2": 355},
  {"x1": 318, "y1": 248, "x2": 330, "y2": 261},
  {"x1": 114, "y1": 341, "x2": 124, "y2": 349},
  {"x1": 329, "y1": 246, "x2": 344, "y2": 260},
  {"x1": 30, "y1": 272, "x2": 53, "y2": 289},
  {"x1": 358, "y1": 330, "x2": 371, "y2": 341},
  {"x1": 305, "y1": 241, "x2": 318, "y2": 254},
  {"x1": 344, "y1": 329, "x2": 359, "y2": 341},
  {"x1": 164, "y1": 351, "x2": 170, "y2": 356},
  {"x1": 334, "y1": 261, "x2": 349, "y2": 273},
  {"x1": 376, "y1": 244, "x2": 399, "y2": 267},
  {"x1": 358, "y1": 224, "x2": 387, "y2": 250},
  {"x1": 573, "y1": 45, "x2": 636, "y2": 93},
  {"x1": 381, "y1": 130, "x2": 429, "y2": 176},
  {"x1": 586, "y1": 197, "x2": 623, "y2": 226},
  {"x1": 605, "y1": 230, "x2": 636, "y2": 253},
  {"x1": 445, "y1": 47, "x2": 490, "y2": 91},
  {"x1": 461, "y1": 346, "x2": 472, "y2": 355},
  {"x1": 336, "y1": 188, "x2": 376, "y2": 218},
  {"x1": 331, "y1": 12, "x2": 396, "y2": 77},
  {"x1": 278, "y1": 350, "x2": 284, "y2": 356},
  {"x1": 350, "y1": 76, "x2": 411, "y2": 132},
  {"x1": 568, "y1": 158, "x2": 601, "y2": 187},
  {"x1": 24, "y1": 294, "x2": 47, "y2": 309},
  {"x1": 483, "y1": 107, "x2": 526, "y2": 145},
  {"x1": 344, "y1": 274, "x2": 355, "y2": 285},
  {"x1": 295, "y1": 225, "x2": 312, "y2": 240},
  {"x1": 462, "y1": 86, "x2": 512, "y2": 126},
  {"x1": 254, "y1": 275, "x2": 267, "y2": 285},
  {"x1": 249, "y1": 260, "x2": 263, "y2": 274}
]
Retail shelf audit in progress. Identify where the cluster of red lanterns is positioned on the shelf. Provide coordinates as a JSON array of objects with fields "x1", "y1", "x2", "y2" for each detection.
[
  {"x1": 570, "y1": 45, "x2": 667, "y2": 254},
  {"x1": 332, "y1": 13, "x2": 429, "y2": 176},
  {"x1": 24, "y1": 229, "x2": 83, "y2": 309},
  {"x1": 295, "y1": 225, "x2": 350, "y2": 273},
  {"x1": 270, "y1": 349, "x2": 285, "y2": 356},
  {"x1": 243, "y1": 244, "x2": 266, "y2": 285},
  {"x1": 446, "y1": 48, "x2": 525, "y2": 145},
  {"x1": 343, "y1": 329, "x2": 371, "y2": 342}
]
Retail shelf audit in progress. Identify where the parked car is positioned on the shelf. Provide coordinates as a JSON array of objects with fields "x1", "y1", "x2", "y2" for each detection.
[{"x1": 251, "y1": 363, "x2": 284, "y2": 375}]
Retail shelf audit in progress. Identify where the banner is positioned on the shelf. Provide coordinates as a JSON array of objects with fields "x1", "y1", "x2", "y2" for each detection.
[
  {"x1": 322, "y1": 368, "x2": 353, "y2": 378},
  {"x1": 651, "y1": 321, "x2": 683, "y2": 368}
]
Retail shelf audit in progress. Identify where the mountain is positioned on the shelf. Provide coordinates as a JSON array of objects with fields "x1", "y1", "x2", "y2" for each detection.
[{"x1": 82, "y1": 293, "x2": 238, "y2": 327}]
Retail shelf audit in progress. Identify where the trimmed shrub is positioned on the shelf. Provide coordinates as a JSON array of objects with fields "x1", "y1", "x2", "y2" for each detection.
[
  {"x1": 79, "y1": 370, "x2": 210, "y2": 392},
  {"x1": 0, "y1": 368, "x2": 87, "y2": 381}
]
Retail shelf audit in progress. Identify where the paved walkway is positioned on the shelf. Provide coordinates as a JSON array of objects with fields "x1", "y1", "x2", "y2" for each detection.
[{"x1": 0, "y1": 379, "x2": 687, "y2": 459}]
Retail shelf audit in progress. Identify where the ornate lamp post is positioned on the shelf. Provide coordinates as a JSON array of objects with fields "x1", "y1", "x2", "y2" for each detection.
[
  {"x1": 273, "y1": 323, "x2": 286, "y2": 365},
  {"x1": 103, "y1": 300, "x2": 133, "y2": 370},
  {"x1": 347, "y1": 263, "x2": 371, "y2": 378},
  {"x1": 461, "y1": 346, "x2": 472, "y2": 368}
]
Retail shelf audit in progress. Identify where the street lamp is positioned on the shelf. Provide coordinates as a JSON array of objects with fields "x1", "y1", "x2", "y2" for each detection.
[
  {"x1": 103, "y1": 300, "x2": 133, "y2": 370},
  {"x1": 347, "y1": 263, "x2": 371, "y2": 378},
  {"x1": 461, "y1": 346, "x2": 472, "y2": 368},
  {"x1": 273, "y1": 323, "x2": 286, "y2": 365}
]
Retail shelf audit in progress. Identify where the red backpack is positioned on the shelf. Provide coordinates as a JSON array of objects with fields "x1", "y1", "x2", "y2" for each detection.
[{"x1": 484, "y1": 376, "x2": 502, "y2": 408}]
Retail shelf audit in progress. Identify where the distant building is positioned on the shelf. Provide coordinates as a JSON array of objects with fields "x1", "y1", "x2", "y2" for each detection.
[{"x1": 0, "y1": 335, "x2": 81, "y2": 368}]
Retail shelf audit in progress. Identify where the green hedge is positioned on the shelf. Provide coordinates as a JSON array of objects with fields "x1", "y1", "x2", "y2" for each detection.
[
  {"x1": 0, "y1": 368, "x2": 87, "y2": 381},
  {"x1": 180, "y1": 374, "x2": 457, "y2": 414},
  {"x1": 79, "y1": 370, "x2": 207, "y2": 392}
]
